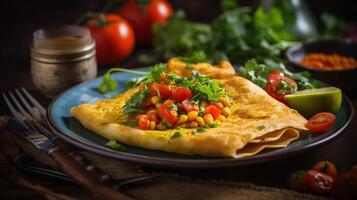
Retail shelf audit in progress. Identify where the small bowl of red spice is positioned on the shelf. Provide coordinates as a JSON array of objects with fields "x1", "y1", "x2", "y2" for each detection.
[{"x1": 286, "y1": 40, "x2": 357, "y2": 92}]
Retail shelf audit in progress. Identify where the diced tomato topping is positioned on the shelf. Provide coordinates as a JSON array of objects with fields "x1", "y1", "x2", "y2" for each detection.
[
  {"x1": 148, "y1": 112, "x2": 160, "y2": 122},
  {"x1": 305, "y1": 112, "x2": 336, "y2": 133},
  {"x1": 264, "y1": 71, "x2": 297, "y2": 104},
  {"x1": 205, "y1": 105, "x2": 222, "y2": 120},
  {"x1": 158, "y1": 103, "x2": 178, "y2": 126},
  {"x1": 181, "y1": 99, "x2": 199, "y2": 112},
  {"x1": 172, "y1": 87, "x2": 193, "y2": 102},
  {"x1": 138, "y1": 116, "x2": 150, "y2": 130},
  {"x1": 149, "y1": 83, "x2": 172, "y2": 99}
]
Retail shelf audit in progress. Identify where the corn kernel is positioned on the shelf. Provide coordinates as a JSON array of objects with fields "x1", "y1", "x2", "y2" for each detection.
[
  {"x1": 196, "y1": 117, "x2": 205, "y2": 126},
  {"x1": 155, "y1": 103, "x2": 162, "y2": 109},
  {"x1": 164, "y1": 99, "x2": 174, "y2": 105},
  {"x1": 190, "y1": 121, "x2": 198, "y2": 128},
  {"x1": 218, "y1": 115, "x2": 225, "y2": 122},
  {"x1": 147, "y1": 109, "x2": 156, "y2": 114},
  {"x1": 204, "y1": 114, "x2": 214, "y2": 125},
  {"x1": 220, "y1": 97, "x2": 230, "y2": 107},
  {"x1": 170, "y1": 110, "x2": 178, "y2": 117},
  {"x1": 156, "y1": 123, "x2": 165, "y2": 130},
  {"x1": 187, "y1": 111, "x2": 198, "y2": 121},
  {"x1": 222, "y1": 107, "x2": 231, "y2": 117},
  {"x1": 151, "y1": 96, "x2": 159, "y2": 104},
  {"x1": 177, "y1": 115, "x2": 188, "y2": 124},
  {"x1": 149, "y1": 121, "x2": 156, "y2": 130}
]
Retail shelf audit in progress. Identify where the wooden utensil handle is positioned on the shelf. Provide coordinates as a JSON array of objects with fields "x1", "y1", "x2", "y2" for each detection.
[{"x1": 49, "y1": 148, "x2": 134, "y2": 200}]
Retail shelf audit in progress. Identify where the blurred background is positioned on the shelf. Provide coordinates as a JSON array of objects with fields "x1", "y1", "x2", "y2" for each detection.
[{"x1": 0, "y1": 0, "x2": 356, "y2": 90}]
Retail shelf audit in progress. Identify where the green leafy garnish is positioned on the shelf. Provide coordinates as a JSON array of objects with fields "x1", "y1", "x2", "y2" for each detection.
[
  {"x1": 168, "y1": 104, "x2": 177, "y2": 110},
  {"x1": 256, "y1": 125, "x2": 266, "y2": 130},
  {"x1": 105, "y1": 140, "x2": 125, "y2": 151},
  {"x1": 121, "y1": 121, "x2": 137, "y2": 127},
  {"x1": 98, "y1": 72, "x2": 118, "y2": 94},
  {"x1": 123, "y1": 88, "x2": 149, "y2": 116},
  {"x1": 196, "y1": 127, "x2": 205, "y2": 133},
  {"x1": 171, "y1": 132, "x2": 181, "y2": 139},
  {"x1": 237, "y1": 59, "x2": 318, "y2": 90},
  {"x1": 210, "y1": 121, "x2": 219, "y2": 128}
]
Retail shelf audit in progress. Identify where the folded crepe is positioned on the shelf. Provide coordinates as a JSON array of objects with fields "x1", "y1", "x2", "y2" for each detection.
[{"x1": 71, "y1": 59, "x2": 307, "y2": 158}]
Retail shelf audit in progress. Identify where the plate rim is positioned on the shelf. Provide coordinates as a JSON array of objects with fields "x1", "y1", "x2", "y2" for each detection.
[{"x1": 47, "y1": 73, "x2": 355, "y2": 169}]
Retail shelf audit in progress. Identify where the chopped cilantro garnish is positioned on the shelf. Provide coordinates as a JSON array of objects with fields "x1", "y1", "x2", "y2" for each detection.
[
  {"x1": 121, "y1": 121, "x2": 137, "y2": 127},
  {"x1": 210, "y1": 121, "x2": 219, "y2": 128},
  {"x1": 123, "y1": 88, "x2": 149, "y2": 116},
  {"x1": 256, "y1": 125, "x2": 266, "y2": 130},
  {"x1": 168, "y1": 104, "x2": 178, "y2": 110},
  {"x1": 145, "y1": 63, "x2": 168, "y2": 84},
  {"x1": 105, "y1": 140, "x2": 125, "y2": 151},
  {"x1": 196, "y1": 127, "x2": 205, "y2": 133},
  {"x1": 171, "y1": 132, "x2": 181, "y2": 139}
]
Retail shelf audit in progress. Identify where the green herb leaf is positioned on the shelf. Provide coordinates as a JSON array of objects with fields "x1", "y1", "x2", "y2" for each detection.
[
  {"x1": 98, "y1": 72, "x2": 118, "y2": 94},
  {"x1": 123, "y1": 88, "x2": 149, "y2": 116},
  {"x1": 196, "y1": 127, "x2": 205, "y2": 133},
  {"x1": 105, "y1": 140, "x2": 125, "y2": 151},
  {"x1": 121, "y1": 121, "x2": 138, "y2": 127},
  {"x1": 171, "y1": 132, "x2": 181, "y2": 139},
  {"x1": 256, "y1": 125, "x2": 266, "y2": 130},
  {"x1": 210, "y1": 121, "x2": 219, "y2": 128}
]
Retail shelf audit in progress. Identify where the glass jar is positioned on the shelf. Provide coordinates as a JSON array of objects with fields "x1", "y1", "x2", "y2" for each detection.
[{"x1": 31, "y1": 25, "x2": 97, "y2": 98}]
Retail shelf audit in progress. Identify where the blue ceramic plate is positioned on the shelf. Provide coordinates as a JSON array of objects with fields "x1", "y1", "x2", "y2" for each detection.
[{"x1": 48, "y1": 68, "x2": 354, "y2": 169}]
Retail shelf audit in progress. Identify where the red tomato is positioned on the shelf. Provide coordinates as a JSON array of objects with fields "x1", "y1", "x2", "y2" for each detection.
[
  {"x1": 148, "y1": 112, "x2": 160, "y2": 122},
  {"x1": 306, "y1": 170, "x2": 334, "y2": 194},
  {"x1": 149, "y1": 83, "x2": 171, "y2": 99},
  {"x1": 85, "y1": 14, "x2": 135, "y2": 66},
  {"x1": 158, "y1": 103, "x2": 178, "y2": 126},
  {"x1": 119, "y1": 0, "x2": 173, "y2": 45},
  {"x1": 172, "y1": 87, "x2": 192, "y2": 102},
  {"x1": 160, "y1": 73, "x2": 170, "y2": 83},
  {"x1": 138, "y1": 115, "x2": 150, "y2": 130},
  {"x1": 289, "y1": 170, "x2": 308, "y2": 192},
  {"x1": 264, "y1": 72, "x2": 297, "y2": 104},
  {"x1": 205, "y1": 105, "x2": 222, "y2": 120},
  {"x1": 305, "y1": 112, "x2": 336, "y2": 133},
  {"x1": 312, "y1": 161, "x2": 337, "y2": 179},
  {"x1": 181, "y1": 99, "x2": 199, "y2": 112},
  {"x1": 332, "y1": 170, "x2": 357, "y2": 199}
]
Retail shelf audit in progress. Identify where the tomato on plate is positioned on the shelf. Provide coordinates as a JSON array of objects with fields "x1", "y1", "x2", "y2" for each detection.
[
  {"x1": 181, "y1": 99, "x2": 199, "y2": 112},
  {"x1": 305, "y1": 112, "x2": 336, "y2": 133},
  {"x1": 119, "y1": 0, "x2": 173, "y2": 45},
  {"x1": 306, "y1": 170, "x2": 334, "y2": 194},
  {"x1": 158, "y1": 103, "x2": 178, "y2": 126},
  {"x1": 172, "y1": 87, "x2": 192, "y2": 102},
  {"x1": 85, "y1": 14, "x2": 135, "y2": 66},
  {"x1": 138, "y1": 115, "x2": 150, "y2": 130},
  {"x1": 264, "y1": 71, "x2": 297, "y2": 104},
  {"x1": 205, "y1": 105, "x2": 222, "y2": 120},
  {"x1": 312, "y1": 161, "x2": 337, "y2": 179},
  {"x1": 149, "y1": 83, "x2": 172, "y2": 99}
]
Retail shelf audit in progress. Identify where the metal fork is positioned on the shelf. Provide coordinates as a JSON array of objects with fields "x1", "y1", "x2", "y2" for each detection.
[{"x1": 3, "y1": 88, "x2": 154, "y2": 188}]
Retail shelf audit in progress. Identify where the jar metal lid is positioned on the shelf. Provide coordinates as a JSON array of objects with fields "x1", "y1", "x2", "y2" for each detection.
[{"x1": 31, "y1": 25, "x2": 96, "y2": 63}]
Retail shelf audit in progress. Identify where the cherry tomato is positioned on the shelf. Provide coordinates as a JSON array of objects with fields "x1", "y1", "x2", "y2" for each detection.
[
  {"x1": 148, "y1": 112, "x2": 160, "y2": 122},
  {"x1": 149, "y1": 83, "x2": 171, "y2": 99},
  {"x1": 205, "y1": 105, "x2": 222, "y2": 120},
  {"x1": 181, "y1": 99, "x2": 199, "y2": 112},
  {"x1": 264, "y1": 72, "x2": 297, "y2": 104},
  {"x1": 332, "y1": 170, "x2": 357, "y2": 199},
  {"x1": 312, "y1": 161, "x2": 337, "y2": 179},
  {"x1": 119, "y1": 0, "x2": 173, "y2": 45},
  {"x1": 158, "y1": 103, "x2": 178, "y2": 126},
  {"x1": 85, "y1": 14, "x2": 135, "y2": 66},
  {"x1": 305, "y1": 112, "x2": 336, "y2": 133},
  {"x1": 138, "y1": 115, "x2": 150, "y2": 130},
  {"x1": 306, "y1": 170, "x2": 334, "y2": 194},
  {"x1": 172, "y1": 87, "x2": 192, "y2": 102},
  {"x1": 289, "y1": 170, "x2": 308, "y2": 192}
]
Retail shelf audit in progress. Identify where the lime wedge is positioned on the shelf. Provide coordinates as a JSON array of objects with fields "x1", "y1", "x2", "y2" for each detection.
[{"x1": 285, "y1": 87, "x2": 342, "y2": 118}]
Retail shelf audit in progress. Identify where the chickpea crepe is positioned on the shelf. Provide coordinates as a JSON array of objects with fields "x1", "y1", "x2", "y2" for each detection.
[{"x1": 71, "y1": 58, "x2": 307, "y2": 158}]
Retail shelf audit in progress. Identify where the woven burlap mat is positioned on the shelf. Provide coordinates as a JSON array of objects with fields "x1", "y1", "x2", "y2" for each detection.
[{"x1": 16, "y1": 136, "x2": 328, "y2": 200}]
